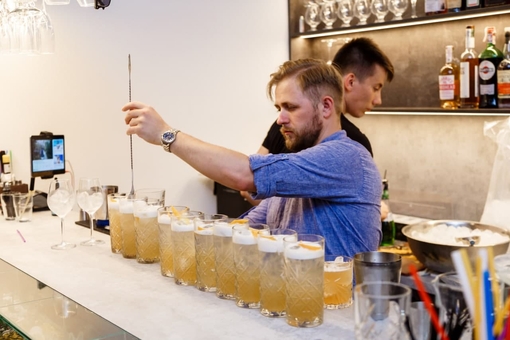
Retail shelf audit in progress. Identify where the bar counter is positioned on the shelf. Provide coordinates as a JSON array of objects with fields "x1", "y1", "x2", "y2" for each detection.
[{"x1": 0, "y1": 211, "x2": 355, "y2": 339}]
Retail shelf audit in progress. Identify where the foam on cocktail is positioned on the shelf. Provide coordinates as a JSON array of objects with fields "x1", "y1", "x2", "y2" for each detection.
[
  {"x1": 233, "y1": 228, "x2": 257, "y2": 245},
  {"x1": 109, "y1": 200, "x2": 120, "y2": 210},
  {"x1": 171, "y1": 218, "x2": 194, "y2": 232},
  {"x1": 158, "y1": 213, "x2": 171, "y2": 224},
  {"x1": 214, "y1": 221, "x2": 233, "y2": 237},
  {"x1": 258, "y1": 235, "x2": 291, "y2": 253},
  {"x1": 133, "y1": 203, "x2": 159, "y2": 219},
  {"x1": 119, "y1": 200, "x2": 134, "y2": 214},
  {"x1": 195, "y1": 221, "x2": 213, "y2": 236},
  {"x1": 285, "y1": 241, "x2": 324, "y2": 260}
]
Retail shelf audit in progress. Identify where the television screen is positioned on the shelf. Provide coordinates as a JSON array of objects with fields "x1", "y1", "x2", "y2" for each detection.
[{"x1": 30, "y1": 134, "x2": 65, "y2": 178}]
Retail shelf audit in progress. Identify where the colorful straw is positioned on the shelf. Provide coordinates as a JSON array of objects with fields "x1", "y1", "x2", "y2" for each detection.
[{"x1": 409, "y1": 264, "x2": 449, "y2": 340}]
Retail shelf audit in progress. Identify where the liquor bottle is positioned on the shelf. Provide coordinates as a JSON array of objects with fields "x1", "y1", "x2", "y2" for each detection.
[
  {"x1": 479, "y1": 27, "x2": 504, "y2": 109},
  {"x1": 460, "y1": 25, "x2": 479, "y2": 109},
  {"x1": 425, "y1": 0, "x2": 447, "y2": 15},
  {"x1": 497, "y1": 28, "x2": 510, "y2": 108},
  {"x1": 380, "y1": 179, "x2": 395, "y2": 247},
  {"x1": 439, "y1": 45, "x2": 460, "y2": 109}
]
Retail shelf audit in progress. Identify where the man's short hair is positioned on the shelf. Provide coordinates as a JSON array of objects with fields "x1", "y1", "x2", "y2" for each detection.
[
  {"x1": 332, "y1": 37, "x2": 394, "y2": 83},
  {"x1": 267, "y1": 58, "x2": 344, "y2": 115}
]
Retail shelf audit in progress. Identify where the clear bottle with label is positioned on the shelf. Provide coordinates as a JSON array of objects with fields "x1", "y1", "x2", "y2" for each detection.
[
  {"x1": 460, "y1": 25, "x2": 479, "y2": 109},
  {"x1": 439, "y1": 45, "x2": 459, "y2": 109},
  {"x1": 380, "y1": 179, "x2": 395, "y2": 247},
  {"x1": 497, "y1": 28, "x2": 510, "y2": 108},
  {"x1": 425, "y1": 0, "x2": 447, "y2": 15},
  {"x1": 479, "y1": 27, "x2": 504, "y2": 109}
]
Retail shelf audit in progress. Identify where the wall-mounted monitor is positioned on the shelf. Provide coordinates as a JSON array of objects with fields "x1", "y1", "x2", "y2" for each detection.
[{"x1": 30, "y1": 134, "x2": 65, "y2": 179}]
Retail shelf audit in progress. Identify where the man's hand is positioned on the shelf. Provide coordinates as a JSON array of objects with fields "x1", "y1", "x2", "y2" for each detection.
[{"x1": 122, "y1": 101, "x2": 171, "y2": 145}]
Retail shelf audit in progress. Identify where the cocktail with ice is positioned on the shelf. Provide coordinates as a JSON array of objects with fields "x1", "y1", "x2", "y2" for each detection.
[
  {"x1": 172, "y1": 210, "x2": 204, "y2": 285},
  {"x1": 76, "y1": 178, "x2": 105, "y2": 246},
  {"x1": 47, "y1": 178, "x2": 76, "y2": 250},
  {"x1": 284, "y1": 234, "x2": 325, "y2": 328},
  {"x1": 258, "y1": 229, "x2": 297, "y2": 317},
  {"x1": 158, "y1": 206, "x2": 190, "y2": 277},
  {"x1": 194, "y1": 214, "x2": 228, "y2": 292},
  {"x1": 119, "y1": 197, "x2": 136, "y2": 259},
  {"x1": 108, "y1": 193, "x2": 125, "y2": 254},
  {"x1": 133, "y1": 198, "x2": 162, "y2": 263},
  {"x1": 232, "y1": 223, "x2": 269, "y2": 308}
]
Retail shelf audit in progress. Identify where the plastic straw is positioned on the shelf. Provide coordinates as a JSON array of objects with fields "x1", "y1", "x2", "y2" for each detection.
[
  {"x1": 487, "y1": 247, "x2": 502, "y2": 336},
  {"x1": 495, "y1": 296, "x2": 510, "y2": 339},
  {"x1": 478, "y1": 249, "x2": 489, "y2": 340},
  {"x1": 409, "y1": 264, "x2": 449, "y2": 340},
  {"x1": 16, "y1": 229, "x2": 26, "y2": 243},
  {"x1": 451, "y1": 249, "x2": 476, "y2": 321}
]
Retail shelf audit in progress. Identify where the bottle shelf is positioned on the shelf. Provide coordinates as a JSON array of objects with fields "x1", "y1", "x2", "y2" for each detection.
[
  {"x1": 291, "y1": 5, "x2": 510, "y2": 39},
  {"x1": 368, "y1": 107, "x2": 510, "y2": 116}
]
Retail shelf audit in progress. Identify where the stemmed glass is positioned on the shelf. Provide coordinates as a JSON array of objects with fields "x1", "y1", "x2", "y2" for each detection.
[
  {"x1": 388, "y1": 0, "x2": 408, "y2": 20},
  {"x1": 76, "y1": 178, "x2": 105, "y2": 246},
  {"x1": 410, "y1": 0, "x2": 417, "y2": 18},
  {"x1": 371, "y1": 0, "x2": 389, "y2": 23},
  {"x1": 319, "y1": 0, "x2": 337, "y2": 30},
  {"x1": 353, "y1": 0, "x2": 371, "y2": 25},
  {"x1": 336, "y1": 0, "x2": 354, "y2": 27},
  {"x1": 304, "y1": 1, "x2": 321, "y2": 31},
  {"x1": 47, "y1": 178, "x2": 76, "y2": 250}
]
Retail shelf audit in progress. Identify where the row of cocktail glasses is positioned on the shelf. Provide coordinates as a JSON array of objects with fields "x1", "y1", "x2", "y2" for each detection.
[{"x1": 107, "y1": 194, "x2": 354, "y2": 328}]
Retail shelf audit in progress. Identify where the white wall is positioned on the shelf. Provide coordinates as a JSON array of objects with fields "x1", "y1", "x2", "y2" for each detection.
[{"x1": 0, "y1": 0, "x2": 288, "y2": 214}]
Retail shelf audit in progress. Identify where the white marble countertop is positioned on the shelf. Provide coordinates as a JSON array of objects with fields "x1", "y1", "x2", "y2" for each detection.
[{"x1": 0, "y1": 211, "x2": 355, "y2": 339}]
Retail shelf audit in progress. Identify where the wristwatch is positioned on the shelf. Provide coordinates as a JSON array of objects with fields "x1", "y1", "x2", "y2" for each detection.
[{"x1": 161, "y1": 129, "x2": 180, "y2": 153}]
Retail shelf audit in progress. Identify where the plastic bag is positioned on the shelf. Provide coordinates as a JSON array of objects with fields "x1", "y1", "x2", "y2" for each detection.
[{"x1": 480, "y1": 117, "x2": 510, "y2": 231}]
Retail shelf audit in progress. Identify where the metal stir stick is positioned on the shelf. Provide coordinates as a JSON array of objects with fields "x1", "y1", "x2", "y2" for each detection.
[{"x1": 128, "y1": 54, "x2": 135, "y2": 199}]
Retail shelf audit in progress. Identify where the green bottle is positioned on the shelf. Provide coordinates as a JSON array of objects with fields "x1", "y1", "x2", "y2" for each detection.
[
  {"x1": 479, "y1": 26, "x2": 505, "y2": 108},
  {"x1": 380, "y1": 179, "x2": 395, "y2": 247}
]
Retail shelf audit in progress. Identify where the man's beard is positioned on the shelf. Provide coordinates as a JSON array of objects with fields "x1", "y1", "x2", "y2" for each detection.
[{"x1": 281, "y1": 112, "x2": 322, "y2": 152}]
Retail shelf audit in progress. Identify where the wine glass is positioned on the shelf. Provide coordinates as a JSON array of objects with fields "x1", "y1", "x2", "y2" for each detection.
[
  {"x1": 410, "y1": 0, "x2": 417, "y2": 18},
  {"x1": 76, "y1": 177, "x2": 105, "y2": 246},
  {"x1": 336, "y1": 0, "x2": 354, "y2": 27},
  {"x1": 371, "y1": 0, "x2": 389, "y2": 23},
  {"x1": 353, "y1": 0, "x2": 371, "y2": 25},
  {"x1": 388, "y1": 0, "x2": 408, "y2": 20},
  {"x1": 304, "y1": 1, "x2": 321, "y2": 31},
  {"x1": 47, "y1": 178, "x2": 76, "y2": 250},
  {"x1": 319, "y1": 0, "x2": 337, "y2": 30}
]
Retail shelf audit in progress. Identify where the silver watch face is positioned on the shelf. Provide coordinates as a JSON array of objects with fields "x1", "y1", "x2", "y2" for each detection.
[{"x1": 162, "y1": 131, "x2": 176, "y2": 144}]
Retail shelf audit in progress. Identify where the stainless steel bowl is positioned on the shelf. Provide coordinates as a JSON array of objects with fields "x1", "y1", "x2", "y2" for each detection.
[{"x1": 402, "y1": 220, "x2": 510, "y2": 273}]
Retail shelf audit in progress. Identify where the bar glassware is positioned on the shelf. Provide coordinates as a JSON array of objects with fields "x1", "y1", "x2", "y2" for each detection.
[
  {"x1": 194, "y1": 214, "x2": 228, "y2": 292},
  {"x1": 324, "y1": 255, "x2": 353, "y2": 309},
  {"x1": 158, "y1": 206, "x2": 190, "y2": 277},
  {"x1": 214, "y1": 219, "x2": 248, "y2": 300},
  {"x1": 258, "y1": 229, "x2": 297, "y2": 317},
  {"x1": 76, "y1": 177, "x2": 104, "y2": 246},
  {"x1": 284, "y1": 234, "x2": 325, "y2": 328},
  {"x1": 172, "y1": 210, "x2": 204, "y2": 285},
  {"x1": 119, "y1": 197, "x2": 136, "y2": 259},
  {"x1": 232, "y1": 223, "x2": 269, "y2": 308},
  {"x1": 107, "y1": 193, "x2": 125, "y2": 254}
]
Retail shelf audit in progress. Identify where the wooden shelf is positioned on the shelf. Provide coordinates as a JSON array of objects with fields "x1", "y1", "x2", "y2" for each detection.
[{"x1": 368, "y1": 107, "x2": 510, "y2": 116}]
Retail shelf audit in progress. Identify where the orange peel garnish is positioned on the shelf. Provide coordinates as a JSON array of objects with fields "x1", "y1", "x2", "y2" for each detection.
[
  {"x1": 230, "y1": 219, "x2": 248, "y2": 225},
  {"x1": 197, "y1": 226, "x2": 205, "y2": 231},
  {"x1": 171, "y1": 206, "x2": 182, "y2": 217},
  {"x1": 259, "y1": 235, "x2": 277, "y2": 241},
  {"x1": 299, "y1": 242, "x2": 321, "y2": 251}
]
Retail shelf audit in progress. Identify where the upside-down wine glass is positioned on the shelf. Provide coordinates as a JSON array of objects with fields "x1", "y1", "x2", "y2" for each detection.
[
  {"x1": 77, "y1": 177, "x2": 105, "y2": 246},
  {"x1": 304, "y1": 1, "x2": 321, "y2": 31},
  {"x1": 336, "y1": 0, "x2": 354, "y2": 27},
  {"x1": 47, "y1": 178, "x2": 76, "y2": 250},
  {"x1": 410, "y1": 0, "x2": 417, "y2": 18},
  {"x1": 353, "y1": 0, "x2": 371, "y2": 25},
  {"x1": 388, "y1": 0, "x2": 408, "y2": 20},
  {"x1": 371, "y1": 0, "x2": 389, "y2": 22},
  {"x1": 319, "y1": 0, "x2": 337, "y2": 29}
]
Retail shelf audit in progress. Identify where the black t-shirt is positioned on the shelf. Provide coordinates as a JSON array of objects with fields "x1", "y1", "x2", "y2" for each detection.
[{"x1": 261, "y1": 114, "x2": 373, "y2": 156}]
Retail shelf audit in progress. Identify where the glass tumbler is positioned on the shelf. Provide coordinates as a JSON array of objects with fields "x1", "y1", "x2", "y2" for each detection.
[
  {"x1": 232, "y1": 223, "x2": 270, "y2": 308},
  {"x1": 214, "y1": 219, "x2": 248, "y2": 300},
  {"x1": 107, "y1": 193, "x2": 125, "y2": 254},
  {"x1": 119, "y1": 197, "x2": 136, "y2": 259},
  {"x1": 324, "y1": 255, "x2": 353, "y2": 309},
  {"x1": 171, "y1": 210, "x2": 204, "y2": 285},
  {"x1": 133, "y1": 197, "x2": 162, "y2": 264},
  {"x1": 158, "y1": 206, "x2": 190, "y2": 277},
  {"x1": 194, "y1": 214, "x2": 228, "y2": 292},
  {"x1": 284, "y1": 234, "x2": 325, "y2": 328},
  {"x1": 258, "y1": 229, "x2": 297, "y2": 317}
]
